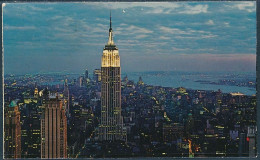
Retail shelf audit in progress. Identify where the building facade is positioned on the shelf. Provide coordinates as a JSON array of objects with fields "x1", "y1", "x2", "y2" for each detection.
[
  {"x1": 4, "y1": 101, "x2": 21, "y2": 158},
  {"x1": 64, "y1": 79, "x2": 70, "y2": 117},
  {"x1": 98, "y1": 14, "x2": 126, "y2": 141},
  {"x1": 247, "y1": 126, "x2": 256, "y2": 157},
  {"x1": 41, "y1": 96, "x2": 67, "y2": 158},
  {"x1": 93, "y1": 69, "x2": 102, "y2": 82}
]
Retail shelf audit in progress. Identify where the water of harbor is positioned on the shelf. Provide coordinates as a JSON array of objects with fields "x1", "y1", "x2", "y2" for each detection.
[{"x1": 123, "y1": 71, "x2": 256, "y2": 96}]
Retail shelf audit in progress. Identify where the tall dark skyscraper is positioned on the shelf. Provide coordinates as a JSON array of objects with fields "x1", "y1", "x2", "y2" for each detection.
[
  {"x1": 63, "y1": 79, "x2": 70, "y2": 117},
  {"x1": 98, "y1": 13, "x2": 126, "y2": 141},
  {"x1": 41, "y1": 94, "x2": 67, "y2": 158},
  {"x1": 247, "y1": 126, "x2": 256, "y2": 157},
  {"x1": 4, "y1": 101, "x2": 21, "y2": 158},
  {"x1": 85, "y1": 69, "x2": 89, "y2": 79}
]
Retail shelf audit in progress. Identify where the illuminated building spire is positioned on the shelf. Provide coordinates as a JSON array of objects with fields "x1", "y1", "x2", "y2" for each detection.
[
  {"x1": 110, "y1": 10, "x2": 112, "y2": 30},
  {"x1": 108, "y1": 11, "x2": 114, "y2": 45},
  {"x1": 99, "y1": 12, "x2": 126, "y2": 142}
]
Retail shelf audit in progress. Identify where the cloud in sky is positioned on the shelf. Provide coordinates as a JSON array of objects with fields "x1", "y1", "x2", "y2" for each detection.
[
  {"x1": 3, "y1": 2, "x2": 256, "y2": 74},
  {"x1": 178, "y1": 4, "x2": 208, "y2": 14},
  {"x1": 4, "y1": 25, "x2": 36, "y2": 30},
  {"x1": 159, "y1": 26, "x2": 189, "y2": 35},
  {"x1": 116, "y1": 25, "x2": 153, "y2": 35},
  {"x1": 232, "y1": 2, "x2": 255, "y2": 12},
  {"x1": 205, "y1": 20, "x2": 214, "y2": 25},
  {"x1": 86, "y1": 2, "x2": 209, "y2": 15}
]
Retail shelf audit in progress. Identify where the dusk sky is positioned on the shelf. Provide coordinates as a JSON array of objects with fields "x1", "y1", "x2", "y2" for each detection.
[{"x1": 3, "y1": 2, "x2": 256, "y2": 74}]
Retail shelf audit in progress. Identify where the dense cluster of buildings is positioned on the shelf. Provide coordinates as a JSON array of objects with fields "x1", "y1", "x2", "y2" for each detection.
[{"x1": 4, "y1": 15, "x2": 257, "y2": 158}]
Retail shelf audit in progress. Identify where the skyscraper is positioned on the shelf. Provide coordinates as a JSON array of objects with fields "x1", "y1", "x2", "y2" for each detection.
[
  {"x1": 98, "y1": 13, "x2": 126, "y2": 141},
  {"x1": 137, "y1": 76, "x2": 144, "y2": 86},
  {"x1": 238, "y1": 132, "x2": 247, "y2": 156},
  {"x1": 41, "y1": 94, "x2": 67, "y2": 158},
  {"x1": 247, "y1": 126, "x2": 256, "y2": 157},
  {"x1": 4, "y1": 101, "x2": 21, "y2": 158},
  {"x1": 93, "y1": 69, "x2": 101, "y2": 82},
  {"x1": 85, "y1": 69, "x2": 89, "y2": 79},
  {"x1": 63, "y1": 79, "x2": 70, "y2": 117}
]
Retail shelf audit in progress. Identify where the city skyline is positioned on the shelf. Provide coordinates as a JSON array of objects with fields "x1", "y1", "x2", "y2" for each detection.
[
  {"x1": 3, "y1": 3, "x2": 257, "y2": 157},
  {"x1": 3, "y1": 2, "x2": 256, "y2": 74}
]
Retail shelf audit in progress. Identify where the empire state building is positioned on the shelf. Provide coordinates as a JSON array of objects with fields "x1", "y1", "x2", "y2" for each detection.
[{"x1": 98, "y1": 13, "x2": 126, "y2": 141}]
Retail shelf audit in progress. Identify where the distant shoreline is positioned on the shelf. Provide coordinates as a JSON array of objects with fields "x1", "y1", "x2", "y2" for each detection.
[{"x1": 4, "y1": 71, "x2": 256, "y2": 96}]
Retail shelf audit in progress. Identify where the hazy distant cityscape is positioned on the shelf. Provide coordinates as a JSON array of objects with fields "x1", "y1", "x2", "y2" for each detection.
[
  {"x1": 5, "y1": 71, "x2": 256, "y2": 95},
  {"x1": 3, "y1": 2, "x2": 256, "y2": 159}
]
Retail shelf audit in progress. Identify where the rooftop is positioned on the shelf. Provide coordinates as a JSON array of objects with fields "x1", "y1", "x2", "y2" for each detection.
[{"x1": 9, "y1": 100, "x2": 17, "y2": 107}]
